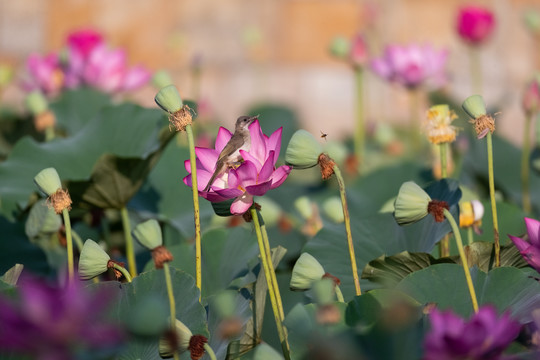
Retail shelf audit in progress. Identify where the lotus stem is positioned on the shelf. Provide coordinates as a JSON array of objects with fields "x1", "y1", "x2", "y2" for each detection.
[
  {"x1": 250, "y1": 207, "x2": 290, "y2": 360},
  {"x1": 486, "y1": 132, "x2": 500, "y2": 267},
  {"x1": 332, "y1": 164, "x2": 361, "y2": 296},
  {"x1": 439, "y1": 142, "x2": 450, "y2": 257},
  {"x1": 163, "y1": 262, "x2": 179, "y2": 360},
  {"x1": 521, "y1": 113, "x2": 532, "y2": 214},
  {"x1": 335, "y1": 285, "x2": 345, "y2": 303},
  {"x1": 203, "y1": 343, "x2": 217, "y2": 360},
  {"x1": 467, "y1": 227, "x2": 474, "y2": 245},
  {"x1": 260, "y1": 222, "x2": 285, "y2": 320},
  {"x1": 71, "y1": 230, "x2": 84, "y2": 253},
  {"x1": 185, "y1": 124, "x2": 202, "y2": 299},
  {"x1": 112, "y1": 263, "x2": 132, "y2": 283},
  {"x1": 443, "y1": 209, "x2": 479, "y2": 313},
  {"x1": 354, "y1": 68, "x2": 365, "y2": 170},
  {"x1": 61, "y1": 208, "x2": 74, "y2": 283},
  {"x1": 120, "y1": 206, "x2": 137, "y2": 277}
]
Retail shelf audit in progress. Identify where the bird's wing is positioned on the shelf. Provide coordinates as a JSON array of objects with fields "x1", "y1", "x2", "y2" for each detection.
[{"x1": 217, "y1": 135, "x2": 243, "y2": 163}]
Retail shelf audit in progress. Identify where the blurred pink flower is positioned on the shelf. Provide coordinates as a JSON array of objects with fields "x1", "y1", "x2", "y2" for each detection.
[
  {"x1": 67, "y1": 29, "x2": 104, "y2": 59},
  {"x1": 350, "y1": 33, "x2": 369, "y2": 68},
  {"x1": 509, "y1": 217, "x2": 540, "y2": 273},
  {"x1": 121, "y1": 65, "x2": 152, "y2": 91},
  {"x1": 523, "y1": 76, "x2": 540, "y2": 116},
  {"x1": 457, "y1": 6, "x2": 495, "y2": 45},
  {"x1": 184, "y1": 120, "x2": 291, "y2": 215},
  {"x1": 23, "y1": 53, "x2": 64, "y2": 95},
  {"x1": 370, "y1": 44, "x2": 448, "y2": 89}
]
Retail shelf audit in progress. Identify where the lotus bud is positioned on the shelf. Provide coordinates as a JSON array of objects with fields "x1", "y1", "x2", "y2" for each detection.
[
  {"x1": 212, "y1": 290, "x2": 237, "y2": 319},
  {"x1": 350, "y1": 33, "x2": 368, "y2": 67},
  {"x1": 324, "y1": 141, "x2": 348, "y2": 165},
  {"x1": 285, "y1": 130, "x2": 323, "y2": 169},
  {"x1": 132, "y1": 219, "x2": 163, "y2": 250},
  {"x1": 294, "y1": 196, "x2": 314, "y2": 220},
  {"x1": 329, "y1": 36, "x2": 350, "y2": 59},
  {"x1": 152, "y1": 70, "x2": 173, "y2": 89},
  {"x1": 311, "y1": 278, "x2": 335, "y2": 306},
  {"x1": 393, "y1": 181, "x2": 432, "y2": 226},
  {"x1": 290, "y1": 253, "x2": 325, "y2": 291},
  {"x1": 124, "y1": 295, "x2": 169, "y2": 337},
  {"x1": 25, "y1": 199, "x2": 62, "y2": 238},
  {"x1": 159, "y1": 318, "x2": 193, "y2": 358},
  {"x1": 25, "y1": 91, "x2": 48, "y2": 116},
  {"x1": 154, "y1": 85, "x2": 183, "y2": 114},
  {"x1": 524, "y1": 10, "x2": 540, "y2": 36},
  {"x1": 462, "y1": 95, "x2": 486, "y2": 119},
  {"x1": 34, "y1": 167, "x2": 62, "y2": 196},
  {"x1": 78, "y1": 239, "x2": 110, "y2": 280},
  {"x1": 523, "y1": 76, "x2": 540, "y2": 116},
  {"x1": 257, "y1": 197, "x2": 281, "y2": 227},
  {"x1": 322, "y1": 196, "x2": 344, "y2": 223},
  {"x1": 0, "y1": 63, "x2": 13, "y2": 87}
]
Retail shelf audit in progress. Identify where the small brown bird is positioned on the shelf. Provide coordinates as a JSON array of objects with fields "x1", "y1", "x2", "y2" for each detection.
[{"x1": 204, "y1": 115, "x2": 258, "y2": 191}]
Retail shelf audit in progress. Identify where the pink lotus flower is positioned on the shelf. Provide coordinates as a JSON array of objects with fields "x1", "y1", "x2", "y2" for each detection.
[
  {"x1": 23, "y1": 53, "x2": 64, "y2": 95},
  {"x1": 523, "y1": 77, "x2": 540, "y2": 116},
  {"x1": 350, "y1": 33, "x2": 369, "y2": 68},
  {"x1": 457, "y1": 6, "x2": 495, "y2": 45},
  {"x1": 509, "y1": 217, "x2": 540, "y2": 273},
  {"x1": 184, "y1": 120, "x2": 291, "y2": 215},
  {"x1": 370, "y1": 44, "x2": 448, "y2": 89},
  {"x1": 67, "y1": 29, "x2": 104, "y2": 59}
]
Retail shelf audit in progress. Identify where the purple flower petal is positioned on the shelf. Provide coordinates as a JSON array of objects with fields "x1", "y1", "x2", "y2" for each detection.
[
  {"x1": 240, "y1": 150, "x2": 262, "y2": 171},
  {"x1": 267, "y1": 127, "x2": 283, "y2": 160},
  {"x1": 248, "y1": 119, "x2": 267, "y2": 163},
  {"x1": 195, "y1": 147, "x2": 219, "y2": 172},
  {"x1": 258, "y1": 151, "x2": 275, "y2": 182},
  {"x1": 122, "y1": 65, "x2": 151, "y2": 91},
  {"x1": 234, "y1": 160, "x2": 258, "y2": 185},
  {"x1": 270, "y1": 165, "x2": 291, "y2": 189},
  {"x1": 231, "y1": 193, "x2": 253, "y2": 215},
  {"x1": 215, "y1": 127, "x2": 233, "y2": 153},
  {"x1": 214, "y1": 187, "x2": 244, "y2": 198},
  {"x1": 245, "y1": 180, "x2": 272, "y2": 196},
  {"x1": 525, "y1": 217, "x2": 540, "y2": 245}
]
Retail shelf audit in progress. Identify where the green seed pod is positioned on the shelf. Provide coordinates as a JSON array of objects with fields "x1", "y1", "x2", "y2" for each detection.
[
  {"x1": 154, "y1": 85, "x2": 183, "y2": 114},
  {"x1": 311, "y1": 278, "x2": 335, "y2": 306},
  {"x1": 285, "y1": 130, "x2": 323, "y2": 169},
  {"x1": 393, "y1": 181, "x2": 431, "y2": 226},
  {"x1": 322, "y1": 196, "x2": 344, "y2": 223},
  {"x1": 159, "y1": 318, "x2": 193, "y2": 358},
  {"x1": 257, "y1": 197, "x2": 281, "y2": 227},
  {"x1": 323, "y1": 140, "x2": 348, "y2": 165},
  {"x1": 290, "y1": 252, "x2": 325, "y2": 291},
  {"x1": 25, "y1": 91, "x2": 48, "y2": 116},
  {"x1": 34, "y1": 167, "x2": 62, "y2": 196},
  {"x1": 78, "y1": 239, "x2": 110, "y2": 280},
  {"x1": 379, "y1": 196, "x2": 396, "y2": 213},
  {"x1": 294, "y1": 196, "x2": 313, "y2": 220},
  {"x1": 132, "y1": 219, "x2": 163, "y2": 250},
  {"x1": 462, "y1": 95, "x2": 486, "y2": 119},
  {"x1": 152, "y1": 70, "x2": 173, "y2": 89},
  {"x1": 329, "y1": 36, "x2": 351, "y2": 59},
  {"x1": 25, "y1": 199, "x2": 62, "y2": 238}
]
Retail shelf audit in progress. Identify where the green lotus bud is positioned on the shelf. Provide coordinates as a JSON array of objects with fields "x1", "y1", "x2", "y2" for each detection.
[
  {"x1": 322, "y1": 196, "x2": 344, "y2": 223},
  {"x1": 285, "y1": 130, "x2": 323, "y2": 169},
  {"x1": 311, "y1": 278, "x2": 335, "y2": 306},
  {"x1": 25, "y1": 199, "x2": 62, "y2": 238},
  {"x1": 294, "y1": 196, "x2": 313, "y2": 220},
  {"x1": 393, "y1": 181, "x2": 431, "y2": 226},
  {"x1": 524, "y1": 10, "x2": 540, "y2": 35},
  {"x1": 25, "y1": 91, "x2": 48, "y2": 116},
  {"x1": 159, "y1": 318, "x2": 193, "y2": 357},
  {"x1": 290, "y1": 253, "x2": 325, "y2": 291},
  {"x1": 462, "y1": 95, "x2": 486, "y2": 119},
  {"x1": 78, "y1": 239, "x2": 110, "y2": 280},
  {"x1": 251, "y1": 342, "x2": 284, "y2": 360},
  {"x1": 152, "y1": 70, "x2": 173, "y2": 89},
  {"x1": 329, "y1": 36, "x2": 350, "y2": 59},
  {"x1": 34, "y1": 167, "x2": 62, "y2": 196},
  {"x1": 257, "y1": 197, "x2": 281, "y2": 227},
  {"x1": 132, "y1": 219, "x2": 162, "y2": 250},
  {"x1": 124, "y1": 295, "x2": 168, "y2": 337},
  {"x1": 154, "y1": 85, "x2": 183, "y2": 114},
  {"x1": 212, "y1": 290, "x2": 237, "y2": 319},
  {"x1": 0, "y1": 63, "x2": 13, "y2": 87},
  {"x1": 323, "y1": 141, "x2": 348, "y2": 165}
]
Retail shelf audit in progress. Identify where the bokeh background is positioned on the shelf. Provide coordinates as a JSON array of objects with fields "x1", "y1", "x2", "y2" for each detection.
[{"x1": 1, "y1": 0, "x2": 539, "y2": 144}]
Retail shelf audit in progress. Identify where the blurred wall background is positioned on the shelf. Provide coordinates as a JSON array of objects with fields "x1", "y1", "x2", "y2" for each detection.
[{"x1": 0, "y1": 0, "x2": 539, "y2": 144}]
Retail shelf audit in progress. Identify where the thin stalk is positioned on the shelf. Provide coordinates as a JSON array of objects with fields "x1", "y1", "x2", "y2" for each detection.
[
  {"x1": 335, "y1": 285, "x2": 345, "y2": 303},
  {"x1": 260, "y1": 222, "x2": 285, "y2": 320},
  {"x1": 486, "y1": 132, "x2": 500, "y2": 267},
  {"x1": 250, "y1": 207, "x2": 290, "y2": 360},
  {"x1": 203, "y1": 343, "x2": 217, "y2": 360},
  {"x1": 120, "y1": 207, "x2": 137, "y2": 277},
  {"x1": 163, "y1": 262, "x2": 179, "y2": 360},
  {"x1": 467, "y1": 227, "x2": 474, "y2": 245},
  {"x1": 185, "y1": 124, "x2": 202, "y2": 298},
  {"x1": 443, "y1": 209, "x2": 479, "y2": 313},
  {"x1": 521, "y1": 113, "x2": 533, "y2": 214},
  {"x1": 354, "y1": 68, "x2": 365, "y2": 169},
  {"x1": 112, "y1": 263, "x2": 132, "y2": 283},
  {"x1": 333, "y1": 165, "x2": 361, "y2": 296},
  {"x1": 71, "y1": 230, "x2": 84, "y2": 253},
  {"x1": 439, "y1": 142, "x2": 450, "y2": 257},
  {"x1": 62, "y1": 208, "x2": 74, "y2": 283}
]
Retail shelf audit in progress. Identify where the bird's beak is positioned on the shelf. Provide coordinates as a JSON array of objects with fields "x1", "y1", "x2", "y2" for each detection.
[{"x1": 248, "y1": 114, "x2": 259, "y2": 124}]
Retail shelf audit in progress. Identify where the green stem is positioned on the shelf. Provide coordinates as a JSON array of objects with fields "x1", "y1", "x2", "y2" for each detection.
[
  {"x1": 185, "y1": 124, "x2": 202, "y2": 298},
  {"x1": 443, "y1": 209, "x2": 479, "y2": 313},
  {"x1": 71, "y1": 230, "x2": 84, "y2": 253},
  {"x1": 163, "y1": 262, "x2": 179, "y2": 360},
  {"x1": 486, "y1": 132, "x2": 500, "y2": 267},
  {"x1": 467, "y1": 227, "x2": 474, "y2": 245},
  {"x1": 62, "y1": 208, "x2": 74, "y2": 283},
  {"x1": 521, "y1": 113, "x2": 532, "y2": 214},
  {"x1": 112, "y1": 263, "x2": 132, "y2": 283},
  {"x1": 260, "y1": 222, "x2": 285, "y2": 320},
  {"x1": 120, "y1": 207, "x2": 137, "y2": 277},
  {"x1": 203, "y1": 343, "x2": 217, "y2": 360},
  {"x1": 45, "y1": 126, "x2": 55, "y2": 142},
  {"x1": 439, "y1": 142, "x2": 450, "y2": 257},
  {"x1": 335, "y1": 285, "x2": 345, "y2": 303},
  {"x1": 469, "y1": 47, "x2": 482, "y2": 95},
  {"x1": 354, "y1": 68, "x2": 365, "y2": 170},
  {"x1": 250, "y1": 207, "x2": 290, "y2": 360},
  {"x1": 332, "y1": 164, "x2": 361, "y2": 296}
]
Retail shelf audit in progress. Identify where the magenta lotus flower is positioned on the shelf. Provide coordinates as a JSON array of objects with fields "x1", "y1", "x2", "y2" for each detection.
[
  {"x1": 23, "y1": 53, "x2": 64, "y2": 95},
  {"x1": 370, "y1": 44, "x2": 448, "y2": 89},
  {"x1": 457, "y1": 6, "x2": 495, "y2": 45},
  {"x1": 67, "y1": 29, "x2": 104, "y2": 59},
  {"x1": 424, "y1": 306, "x2": 520, "y2": 360},
  {"x1": 0, "y1": 276, "x2": 124, "y2": 360},
  {"x1": 350, "y1": 33, "x2": 369, "y2": 68},
  {"x1": 509, "y1": 217, "x2": 540, "y2": 273},
  {"x1": 523, "y1": 77, "x2": 540, "y2": 116},
  {"x1": 184, "y1": 120, "x2": 291, "y2": 215}
]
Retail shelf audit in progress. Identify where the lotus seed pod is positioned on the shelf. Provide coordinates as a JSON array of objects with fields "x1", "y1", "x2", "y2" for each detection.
[
  {"x1": 462, "y1": 95, "x2": 486, "y2": 119},
  {"x1": 322, "y1": 196, "x2": 344, "y2": 223},
  {"x1": 25, "y1": 199, "x2": 62, "y2": 238},
  {"x1": 159, "y1": 318, "x2": 193, "y2": 357},
  {"x1": 154, "y1": 85, "x2": 183, "y2": 114},
  {"x1": 285, "y1": 130, "x2": 323, "y2": 169},
  {"x1": 290, "y1": 253, "x2": 326, "y2": 291},
  {"x1": 25, "y1": 91, "x2": 48, "y2": 116},
  {"x1": 379, "y1": 196, "x2": 396, "y2": 213},
  {"x1": 78, "y1": 239, "x2": 110, "y2": 280},
  {"x1": 393, "y1": 181, "x2": 432, "y2": 226},
  {"x1": 34, "y1": 167, "x2": 62, "y2": 196},
  {"x1": 294, "y1": 196, "x2": 314, "y2": 220},
  {"x1": 132, "y1": 219, "x2": 162, "y2": 250},
  {"x1": 324, "y1": 141, "x2": 348, "y2": 165},
  {"x1": 311, "y1": 278, "x2": 335, "y2": 306},
  {"x1": 152, "y1": 70, "x2": 173, "y2": 89},
  {"x1": 257, "y1": 197, "x2": 281, "y2": 227},
  {"x1": 329, "y1": 36, "x2": 350, "y2": 59},
  {"x1": 251, "y1": 342, "x2": 285, "y2": 360},
  {"x1": 124, "y1": 295, "x2": 168, "y2": 337},
  {"x1": 212, "y1": 290, "x2": 237, "y2": 319}
]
